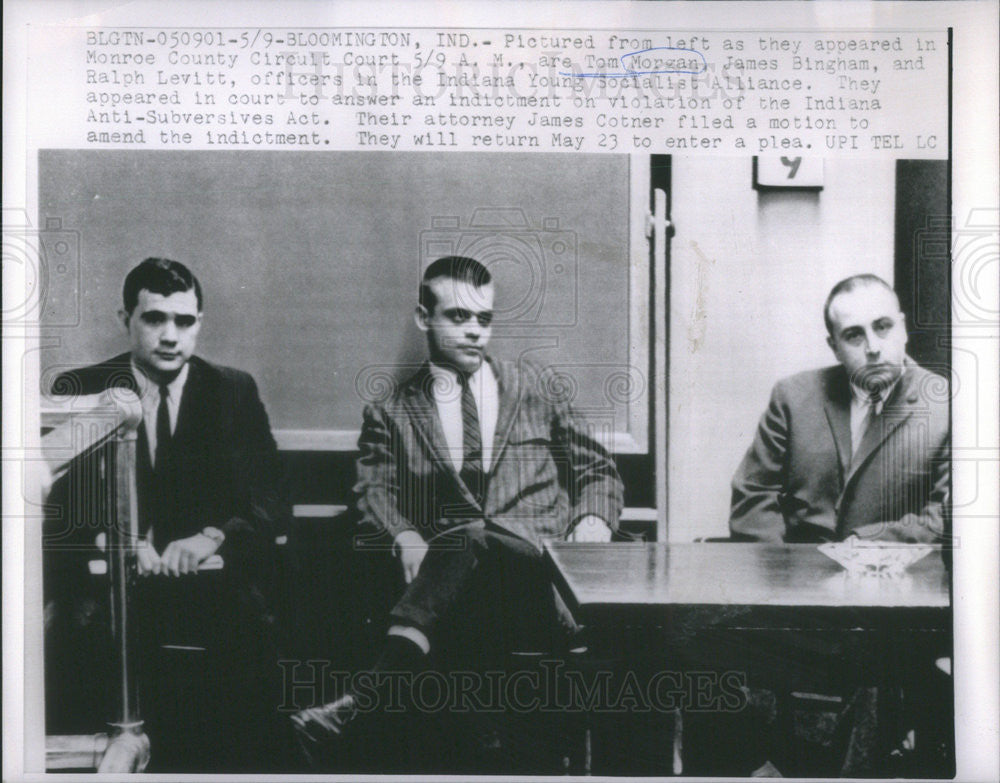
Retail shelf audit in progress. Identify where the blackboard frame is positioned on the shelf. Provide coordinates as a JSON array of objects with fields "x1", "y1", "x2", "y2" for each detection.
[{"x1": 38, "y1": 151, "x2": 653, "y2": 455}]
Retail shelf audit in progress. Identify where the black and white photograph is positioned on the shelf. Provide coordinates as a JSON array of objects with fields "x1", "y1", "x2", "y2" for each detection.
[
  {"x1": 29, "y1": 147, "x2": 954, "y2": 777},
  {"x1": 3, "y1": 2, "x2": 998, "y2": 781}
]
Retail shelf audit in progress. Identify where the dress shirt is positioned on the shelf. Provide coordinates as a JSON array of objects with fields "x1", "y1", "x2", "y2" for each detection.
[
  {"x1": 428, "y1": 361, "x2": 498, "y2": 473},
  {"x1": 131, "y1": 359, "x2": 189, "y2": 466},
  {"x1": 849, "y1": 372, "x2": 901, "y2": 456}
]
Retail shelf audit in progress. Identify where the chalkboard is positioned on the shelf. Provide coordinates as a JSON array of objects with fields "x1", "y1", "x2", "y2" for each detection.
[{"x1": 39, "y1": 150, "x2": 645, "y2": 451}]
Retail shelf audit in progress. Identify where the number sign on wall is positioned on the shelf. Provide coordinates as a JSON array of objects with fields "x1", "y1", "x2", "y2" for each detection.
[{"x1": 753, "y1": 157, "x2": 825, "y2": 190}]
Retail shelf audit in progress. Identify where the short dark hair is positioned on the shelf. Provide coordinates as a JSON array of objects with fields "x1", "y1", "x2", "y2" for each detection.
[
  {"x1": 823, "y1": 274, "x2": 896, "y2": 336},
  {"x1": 122, "y1": 257, "x2": 203, "y2": 314},
  {"x1": 419, "y1": 256, "x2": 492, "y2": 312}
]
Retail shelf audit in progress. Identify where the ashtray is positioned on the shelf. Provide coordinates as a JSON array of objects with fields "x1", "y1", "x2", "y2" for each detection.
[{"x1": 818, "y1": 541, "x2": 936, "y2": 578}]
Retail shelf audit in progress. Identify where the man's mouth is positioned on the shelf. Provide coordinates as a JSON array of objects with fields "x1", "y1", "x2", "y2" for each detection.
[
  {"x1": 855, "y1": 362, "x2": 899, "y2": 390},
  {"x1": 155, "y1": 351, "x2": 180, "y2": 361}
]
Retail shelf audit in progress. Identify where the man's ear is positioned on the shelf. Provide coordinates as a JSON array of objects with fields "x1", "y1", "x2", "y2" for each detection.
[
  {"x1": 117, "y1": 308, "x2": 130, "y2": 332},
  {"x1": 826, "y1": 334, "x2": 836, "y2": 354},
  {"x1": 414, "y1": 304, "x2": 429, "y2": 332}
]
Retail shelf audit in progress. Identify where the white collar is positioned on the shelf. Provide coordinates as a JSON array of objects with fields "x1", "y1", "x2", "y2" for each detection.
[
  {"x1": 130, "y1": 357, "x2": 190, "y2": 400},
  {"x1": 849, "y1": 368, "x2": 904, "y2": 408},
  {"x1": 428, "y1": 360, "x2": 491, "y2": 387}
]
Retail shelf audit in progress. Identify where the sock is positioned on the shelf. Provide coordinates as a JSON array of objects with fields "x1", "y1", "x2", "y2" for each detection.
[
  {"x1": 346, "y1": 633, "x2": 428, "y2": 714},
  {"x1": 387, "y1": 624, "x2": 430, "y2": 654}
]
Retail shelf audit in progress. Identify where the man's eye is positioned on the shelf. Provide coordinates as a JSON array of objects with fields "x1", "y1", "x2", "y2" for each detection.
[
  {"x1": 873, "y1": 319, "x2": 893, "y2": 335},
  {"x1": 141, "y1": 313, "x2": 166, "y2": 325},
  {"x1": 842, "y1": 331, "x2": 863, "y2": 344},
  {"x1": 448, "y1": 309, "x2": 472, "y2": 324},
  {"x1": 477, "y1": 313, "x2": 493, "y2": 327},
  {"x1": 175, "y1": 316, "x2": 197, "y2": 328}
]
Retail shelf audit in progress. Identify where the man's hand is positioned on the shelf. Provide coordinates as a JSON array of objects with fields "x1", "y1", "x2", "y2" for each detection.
[
  {"x1": 569, "y1": 515, "x2": 613, "y2": 543},
  {"x1": 394, "y1": 529, "x2": 428, "y2": 584},
  {"x1": 160, "y1": 533, "x2": 220, "y2": 576},
  {"x1": 136, "y1": 538, "x2": 163, "y2": 576},
  {"x1": 97, "y1": 532, "x2": 164, "y2": 575}
]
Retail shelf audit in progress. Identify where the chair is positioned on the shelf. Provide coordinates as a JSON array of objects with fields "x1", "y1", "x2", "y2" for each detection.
[{"x1": 300, "y1": 518, "x2": 597, "y2": 774}]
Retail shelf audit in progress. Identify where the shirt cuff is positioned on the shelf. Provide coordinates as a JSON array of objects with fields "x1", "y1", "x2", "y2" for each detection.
[{"x1": 392, "y1": 528, "x2": 424, "y2": 556}]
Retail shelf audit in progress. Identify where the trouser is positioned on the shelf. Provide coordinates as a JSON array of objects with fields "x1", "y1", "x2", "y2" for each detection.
[{"x1": 389, "y1": 522, "x2": 578, "y2": 664}]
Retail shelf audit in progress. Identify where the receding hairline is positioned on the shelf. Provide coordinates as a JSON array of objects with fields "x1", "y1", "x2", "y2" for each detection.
[
  {"x1": 419, "y1": 256, "x2": 492, "y2": 312},
  {"x1": 421, "y1": 274, "x2": 494, "y2": 312},
  {"x1": 823, "y1": 275, "x2": 900, "y2": 335},
  {"x1": 422, "y1": 273, "x2": 494, "y2": 293}
]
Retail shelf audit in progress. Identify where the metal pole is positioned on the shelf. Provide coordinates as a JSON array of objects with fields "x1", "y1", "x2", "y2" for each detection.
[
  {"x1": 41, "y1": 392, "x2": 147, "y2": 772},
  {"x1": 104, "y1": 426, "x2": 148, "y2": 770}
]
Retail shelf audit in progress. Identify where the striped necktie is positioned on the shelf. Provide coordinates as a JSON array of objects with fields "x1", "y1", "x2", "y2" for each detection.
[
  {"x1": 458, "y1": 372, "x2": 485, "y2": 507},
  {"x1": 853, "y1": 388, "x2": 883, "y2": 458}
]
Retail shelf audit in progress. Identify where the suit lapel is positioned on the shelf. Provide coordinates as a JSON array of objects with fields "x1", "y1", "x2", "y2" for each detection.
[
  {"x1": 403, "y1": 365, "x2": 479, "y2": 506},
  {"x1": 822, "y1": 370, "x2": 853, "y2": 482},
  {"x1": 107, "y1": 353, "x2": 139, "y2": 392},
  {"x1": 842, "y1": 371, "x2": 917, "y2": 489},
  {"x1": 171, "y1": 357, "x2": 209, "y2": 451},
  {"x1": 487, "y1": 357, "x2": 522, "y2": 477}
]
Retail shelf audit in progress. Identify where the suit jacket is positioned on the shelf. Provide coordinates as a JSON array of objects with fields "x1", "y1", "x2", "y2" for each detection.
[
  {"x1": 50, "y1": 353, "x2": 288, "y2": 566},
  {"x1": 48, "y1": 354, "x2": 289, "y2": 762},
  {"x1": 354, "y1": 357, "x2": 624, "y2": 550},
  {"x1": 729, "y1": 362, "x2": 950, "y2": 543}
]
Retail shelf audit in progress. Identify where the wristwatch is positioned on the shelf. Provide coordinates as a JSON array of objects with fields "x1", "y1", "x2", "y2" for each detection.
[{"x1": 201, "y1": 526, "x2": 225, "y2": 547}]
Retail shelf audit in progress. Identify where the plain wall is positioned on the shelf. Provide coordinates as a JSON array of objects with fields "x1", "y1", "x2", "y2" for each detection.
[
  {"x1": 668, "y1": 157, "x2": 896, "y2": 542},
  {"x1": 38, "y1": 151, "x2": 634, "y2": 441}
]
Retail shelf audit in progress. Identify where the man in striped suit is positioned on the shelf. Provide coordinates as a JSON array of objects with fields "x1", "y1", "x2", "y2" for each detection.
[{"x1": 292, "y1": 256, "x2": 624, "y2": 754}]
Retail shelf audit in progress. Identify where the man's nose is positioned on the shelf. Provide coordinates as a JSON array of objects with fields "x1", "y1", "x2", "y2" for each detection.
[
  {"x1": 864, "y1": 331, "x2": 881, "y2": 357},
  {"x1": 160, "y1": 320, "x2": 178, "y2": 342}
]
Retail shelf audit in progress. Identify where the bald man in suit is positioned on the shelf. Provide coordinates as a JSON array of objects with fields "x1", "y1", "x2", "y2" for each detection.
[
  {"x1": 717, "y1": 274, "x2": 950, "y2": 776},
  {"x1": 730, "y1": 274, "x2": 949, "y2": 544}
]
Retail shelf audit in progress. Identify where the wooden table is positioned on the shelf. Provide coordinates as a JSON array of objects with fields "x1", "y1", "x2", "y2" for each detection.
[
  {"x1": 544, "y1": 542, "x2": 951, "y2": 630},
  {"x1": 543, "y1": 542, "x2": 953, "y2": 776}
]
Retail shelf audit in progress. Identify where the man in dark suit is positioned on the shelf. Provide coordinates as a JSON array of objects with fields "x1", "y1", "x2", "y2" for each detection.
[
  {"x1": 730, "y1": 273, "x2": 949, "y2": 543},
  {"x1": 291, "y1": 256, "x2": 624, "y2": 755},
  {"x1": 49, "y1": 257, "x2": 290, "y2": 771}
]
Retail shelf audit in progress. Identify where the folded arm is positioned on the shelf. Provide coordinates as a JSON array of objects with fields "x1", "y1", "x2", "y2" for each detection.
[
  {"x1": 553, "y1": 404, "x2": 624, "y2": 541},
  {"x1": 729, "y1": 387, "x2": 789, "y2": 542},
  {"x1": 851, "y1": 434, "x2": 950, "y2": 543},
  {"x1": 206, "y1": 372, "x2": 288, "y2": 573},
  {"x1": 353, "y1": 404, "x2": 428, "y2": 579}
]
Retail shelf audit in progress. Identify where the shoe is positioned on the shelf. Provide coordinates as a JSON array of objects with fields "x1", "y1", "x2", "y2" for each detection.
[
  {"x1": 567, "y1": 623, "x2": 590, "y2": 655},
  {"x1": 289, "y1": 693, "x2": 358, "y2": 766}
]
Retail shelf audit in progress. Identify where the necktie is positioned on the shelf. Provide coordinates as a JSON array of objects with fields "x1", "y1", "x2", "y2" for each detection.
[
  {"x1": 865, "y1": 388, "x2": 883, "y2": 432},
  {"x1": 458, "y1": 373, "x2": 486, "y2": 507},
  {"x1": 154, "y1": 384, "x2": 172, "y2": 473},
  {"x1": 853, "y1": 388, "x2": 883, "y2": 458}
]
